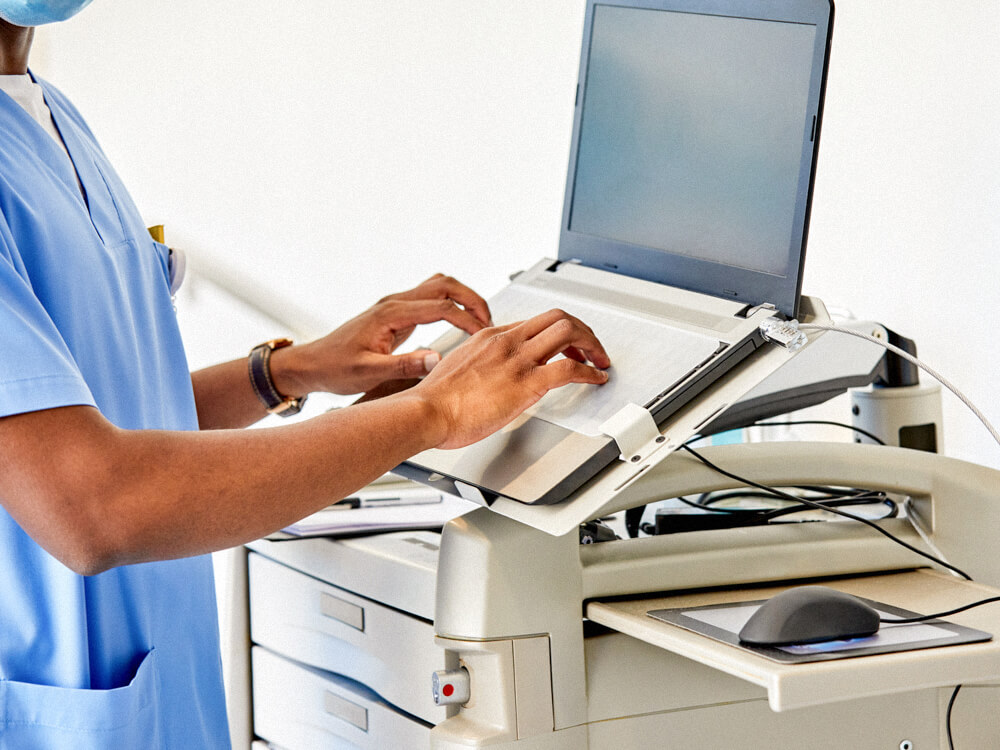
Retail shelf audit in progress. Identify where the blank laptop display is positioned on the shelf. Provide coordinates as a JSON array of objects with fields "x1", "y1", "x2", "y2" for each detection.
[{"x1": 563, "y1": 0, "x2": 833, "y2": 319}]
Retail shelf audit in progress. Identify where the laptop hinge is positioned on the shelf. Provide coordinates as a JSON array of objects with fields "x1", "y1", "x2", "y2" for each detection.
[
  {"x1": 545, "y1": 258, "x2": 583, "y2": 274},
  {"x1": 600, "y1": 403, "x2": 668, "y2": 464}
]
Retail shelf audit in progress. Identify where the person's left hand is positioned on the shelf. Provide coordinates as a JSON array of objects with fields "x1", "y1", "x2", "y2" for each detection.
[{"x1": 271, "y1": 274, "x2": 492, "y2": 397}]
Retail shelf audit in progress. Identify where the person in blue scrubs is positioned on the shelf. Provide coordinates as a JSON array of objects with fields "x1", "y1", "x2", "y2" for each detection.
[{"x1": 0, "y1": 3, "x2": 611, "y2": 748}]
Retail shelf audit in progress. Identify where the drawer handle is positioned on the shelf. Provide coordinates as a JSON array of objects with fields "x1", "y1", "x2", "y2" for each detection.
[
  {"x1": 324, "y1": 690, "x2": 369, "y2": 732},
  {"x1": 320, "y1": 592, "x2": 365, "y2": 632}
]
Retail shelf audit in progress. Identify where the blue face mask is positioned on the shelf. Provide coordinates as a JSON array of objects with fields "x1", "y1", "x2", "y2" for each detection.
[{"x1": 0, "y1": 0, "x2": 94, "y2": 27}]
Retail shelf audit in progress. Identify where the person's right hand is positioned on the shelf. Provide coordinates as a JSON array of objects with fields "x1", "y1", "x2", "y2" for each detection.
[{"x1": 414, "y1": 308, "x2": 611, "y2": 450}]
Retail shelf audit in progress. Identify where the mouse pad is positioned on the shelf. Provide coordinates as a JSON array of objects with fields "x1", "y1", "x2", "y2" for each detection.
[{"x1": 647, "y1": 596, "x2": 992, "y2": 664}]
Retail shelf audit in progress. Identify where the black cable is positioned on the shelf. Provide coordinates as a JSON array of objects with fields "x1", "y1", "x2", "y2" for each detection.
[
  {"x1": 679, "y1": 444, "x2": 973, "y2": 581},
  {"x1": 696, "y1": 489, "x2": 790, "y2": 509},
  {"x1": 758, "y1": 496, "x2": 898, "y2": 523},
  {"x1": 700, "y1": 487, "x2": 895, "y2": 508},
  {"x1": 697, "y1": 486, "x2": 889, "y2": 507},
  {"x1": 663, "y1": 424, "x2": 889, "y2": 535},
  {"x1": 946, "y1": 685, "x2": 962, "y2": 750},
  {"x1": 699, "y1": 494, "x2": 896, "y2": 522},
  {"x1": 674, "y1": 494, "x2": 737, "y2": 514},
  {"x1": 672, "y1": 491, "x2": 896, "y2": 523},
  {"x1": 880, "y1": 596, "x2": 1000, "y2": 624},
  {"x1": 752, "y1": 419, "x2": 887, "y2": 446},
  {"x1": 624, "y1": 505, "x2": 644, "y2": 538}
]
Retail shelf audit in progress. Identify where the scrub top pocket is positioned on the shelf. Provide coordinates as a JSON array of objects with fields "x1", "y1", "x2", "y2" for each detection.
[{"x1": 0, "y1": 648, "x2": 162, "y2": 749}]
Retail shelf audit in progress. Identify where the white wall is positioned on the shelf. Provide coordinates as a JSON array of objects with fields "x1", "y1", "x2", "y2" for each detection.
[
  {"x1": 32, "y1": 0, "x2": 999, "y2": 466},
  {"x1": 802, "y1": 1, "x2": 1000, "y2": 468}
]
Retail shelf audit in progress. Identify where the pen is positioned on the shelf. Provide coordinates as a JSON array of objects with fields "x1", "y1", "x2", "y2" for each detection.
[
  {"x1": 328, "y1": 491, "x2": 443, "y2": 511},
  {"x1": 329, "y1": 498, "x2": 361, "y2": 510},
  {"x1": 357, "y1": 491, "x2": 442, "y2": 508}
]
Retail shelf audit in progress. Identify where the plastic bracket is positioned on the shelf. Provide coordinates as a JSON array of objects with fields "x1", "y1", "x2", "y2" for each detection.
[{"x1": 600, "y1": 402, "x2": 666, "y2": 463}]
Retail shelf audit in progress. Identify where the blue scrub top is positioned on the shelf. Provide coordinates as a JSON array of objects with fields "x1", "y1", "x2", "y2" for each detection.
[{"x1": 0, "y1": 76, "x2": 230, "y2": 747}]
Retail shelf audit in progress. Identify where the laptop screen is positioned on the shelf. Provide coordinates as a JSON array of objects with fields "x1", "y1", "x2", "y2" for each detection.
[{"x1": 560, "y1": 0, "x2": 833, "y2": 317}]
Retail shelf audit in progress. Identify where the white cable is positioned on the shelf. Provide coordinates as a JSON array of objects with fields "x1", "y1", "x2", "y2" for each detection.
[
  {"x1": 798, "y1": 323, "x2": 1000, "y2": 450},
  {"x1": 902, "y1": 497, "x2": 965, "y2": 579}
]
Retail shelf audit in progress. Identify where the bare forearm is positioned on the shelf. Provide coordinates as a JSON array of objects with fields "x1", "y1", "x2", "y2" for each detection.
[
  {"x1": 1, "y1": 396, "x2": 443, "y2": 574},
  {"x1": 111, "y1": 394, "x2": 439, "y2": 565},
  {"x1": 191, "y1": 357, "x2": 268, "y2": 429}
]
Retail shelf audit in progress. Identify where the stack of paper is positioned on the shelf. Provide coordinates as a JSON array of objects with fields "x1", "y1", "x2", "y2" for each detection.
[{"x1": 279, "y1": 486, "x2": 477, "y2": 539}]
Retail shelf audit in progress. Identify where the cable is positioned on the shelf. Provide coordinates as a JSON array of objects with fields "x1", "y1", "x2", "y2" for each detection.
[
  {"x1": 688, "y1": 489, "x2": 897, "y2": 520},
  {"x1": 699, "y1": 486, "x2": 894, "y2": 507},
  {"x1": 758, "y1": 495, "x2": 897, "y2": 523},
  {"x1": 639, "y1": 423, "x2": 890, "y2": 538},
  {"x1": 624, "y1": 505, "x2": 644, "y2": 538},
  {"x1": 880, "y1": 596, "x2": 1000, "y2": 624},
  {"x1": 705, "y1": 422, "x2": 964, "y2": 571},
  {"x1": 901, "y1": 497, "x2": 957, "y2": 578},
  {"x1": 799, "y1": 323, "x2": 1000, "y2": 450},
  {"x1": 946, "y1": 685, "x2": 962, "y2": 750},
  {"x1": 752, "y1": 419, "x2": 887, "y2": 446},
  {"x1": 698, "y1": 485, "x2": 888, "y2": 506},
  {"x1": 679, "y1": 444, "x2": 973, "y2": 581},
  {"x1": 684, "y1": 433, "x2": 895, "y2": 516}
]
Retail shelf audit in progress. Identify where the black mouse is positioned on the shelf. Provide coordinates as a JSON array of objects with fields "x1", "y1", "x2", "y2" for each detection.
[{"x1": 738, "y1": 585, "x2": 880, "y2": 647}]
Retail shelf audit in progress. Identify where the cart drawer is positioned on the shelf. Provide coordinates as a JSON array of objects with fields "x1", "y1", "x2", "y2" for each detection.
[
  {"x1": 249, "y1": 552, "x2": 445, "y2": 724},
  {"x1": 252, "y1": 647, "x2": 430, "y2": 749}
]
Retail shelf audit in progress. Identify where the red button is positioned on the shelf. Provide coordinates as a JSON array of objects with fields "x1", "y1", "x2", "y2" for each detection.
[{"x1": 442, "y1": 683, "x2": 455, "y2": 697}]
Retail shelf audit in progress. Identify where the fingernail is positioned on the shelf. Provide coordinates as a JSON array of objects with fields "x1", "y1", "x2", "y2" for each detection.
[{"x1": 424, "y1": 351, "x2": 441, "y2": 373}]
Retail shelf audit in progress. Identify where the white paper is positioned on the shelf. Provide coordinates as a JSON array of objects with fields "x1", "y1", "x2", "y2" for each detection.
[
  {"x1": 483, "y1": 285, "x2": 722, "y2": 436},
  {"x1": 282, "y1": 493, "x2": 477, "y2": 537}
]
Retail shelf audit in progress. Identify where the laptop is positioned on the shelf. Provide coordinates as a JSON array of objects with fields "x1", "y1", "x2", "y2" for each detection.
[{"x1": 398, "y1": 0, "x2": 834, "y2": 506}]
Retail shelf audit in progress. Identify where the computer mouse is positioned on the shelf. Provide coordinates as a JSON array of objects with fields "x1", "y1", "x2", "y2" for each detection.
[{"x1": 738, "y1": 585, "x2": 880, "y2": 647}]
